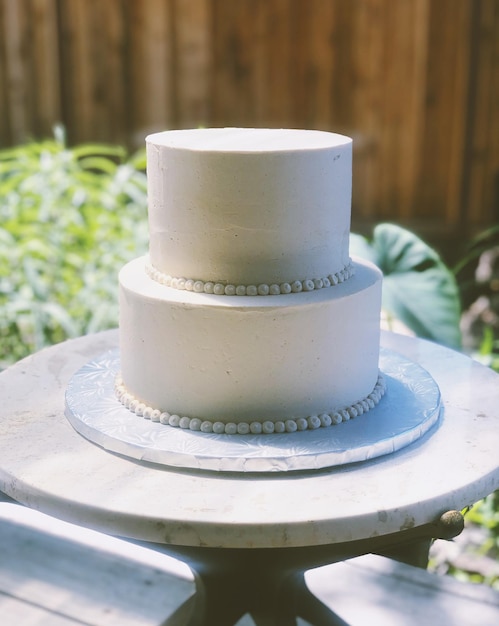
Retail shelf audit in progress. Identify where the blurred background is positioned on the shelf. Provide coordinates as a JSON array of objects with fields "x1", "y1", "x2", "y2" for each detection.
[
  {"x1": 1, "y1": 0, "x2": 499, "y2": 586},
  {"x1": 0, "y1": 0, "x2": 497, "y2": 261}
]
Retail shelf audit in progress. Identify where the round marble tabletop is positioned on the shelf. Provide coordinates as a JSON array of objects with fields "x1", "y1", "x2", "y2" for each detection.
[{"x1": 0, "y1": 330, "x2": 498, "y2": 550}]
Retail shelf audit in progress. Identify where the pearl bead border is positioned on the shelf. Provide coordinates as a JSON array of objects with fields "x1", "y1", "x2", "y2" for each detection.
[
  {"x1": 114, "y1": 374, "x2": 386, "y2": 435},
  {"x1": 145, "y1": 260, "x2": 355, "y2": 295}
]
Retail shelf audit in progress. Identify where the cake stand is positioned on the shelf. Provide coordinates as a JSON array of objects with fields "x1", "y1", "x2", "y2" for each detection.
[{"x1": 0, "y1": 330, "x2": 498, "y2": 625}]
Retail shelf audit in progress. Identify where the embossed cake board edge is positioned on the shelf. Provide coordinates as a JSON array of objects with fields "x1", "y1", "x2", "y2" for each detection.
[{"x1": 64, "y1": 348, "x2": 442, "y2": 473}]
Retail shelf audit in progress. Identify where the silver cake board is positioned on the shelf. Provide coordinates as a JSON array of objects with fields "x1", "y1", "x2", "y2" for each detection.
[{"x1": 64, "y1": 348, "x2": 442, "y2": 473}]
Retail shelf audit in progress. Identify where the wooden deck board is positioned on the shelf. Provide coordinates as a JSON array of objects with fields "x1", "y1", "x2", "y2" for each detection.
[
  {"x1": 0, "y1": 499, "x2": 195, "y2": 626},
  {"x1": 305, "y1": 553, "x2": 499, "y2": 626}
]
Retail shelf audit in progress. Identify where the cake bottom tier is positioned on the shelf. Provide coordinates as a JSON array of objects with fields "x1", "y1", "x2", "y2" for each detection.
[{"x1": 118, "y1": 257, "x2": 383, "y2": 432}]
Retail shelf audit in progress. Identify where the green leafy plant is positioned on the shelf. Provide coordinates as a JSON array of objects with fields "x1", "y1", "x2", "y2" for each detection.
[
  {"x1": 454, "y1": 224, "x2": 499, "y2": 279},
  {"x1": 0, "y1": 128, "x2": 148, "y2": 368},
  {"x1": 467, "y1": 493, "x2": 499, "y2": 555},
  {"x1": 350, "y1": 223, "x2": 462, "y2": 348},
  {"x1": 454, "y1": 225, "x2": 499, "y2": 370}
]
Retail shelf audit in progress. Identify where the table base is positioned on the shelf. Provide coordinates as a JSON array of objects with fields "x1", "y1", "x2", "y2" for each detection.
[
  {"x1": 188, "y1": 569, "x2": 350, "y2": 626},
  {"x1": 146, "y1": 514, "x2": 462, "y2": 626}
]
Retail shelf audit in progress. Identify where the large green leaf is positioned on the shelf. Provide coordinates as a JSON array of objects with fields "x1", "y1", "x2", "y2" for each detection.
[{"x1": 350, "y1": 223, "x2": 462, "y2": 348}]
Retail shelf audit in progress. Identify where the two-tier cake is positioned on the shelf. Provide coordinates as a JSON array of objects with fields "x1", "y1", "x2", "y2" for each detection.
[{"x1": 115, "y1": 128, "x2": 384, "y2": 435}]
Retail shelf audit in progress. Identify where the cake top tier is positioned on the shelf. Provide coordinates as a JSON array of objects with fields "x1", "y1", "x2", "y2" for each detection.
[
  {"x1": 146, "y1": 128, "x2": 353, "y2": 289},
  {"x1": 148, "y1": 127, "x2": 351, "y2": 152}
]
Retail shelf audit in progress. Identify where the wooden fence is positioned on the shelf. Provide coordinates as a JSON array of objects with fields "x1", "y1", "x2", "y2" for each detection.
[{"x1": 0, "y1": 0, "x2": 498, "y2": 249}]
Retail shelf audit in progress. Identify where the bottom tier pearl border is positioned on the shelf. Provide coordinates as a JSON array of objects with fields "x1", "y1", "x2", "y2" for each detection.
[{"x1": 114, "y1": 374, "x2": 386, "y2": 435}]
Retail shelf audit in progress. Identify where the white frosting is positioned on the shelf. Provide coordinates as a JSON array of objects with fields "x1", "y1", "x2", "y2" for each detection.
[
  {"x1": 146, "y1": 128, "x2": 352, "y2": 286},
  {"x1": 114, "y1": 373, "x2": 386, "y2": 434},
  {"x1": 117, "y1": 128, "x2": 384, "y2": 434},
  {"x1": 118, "y1": 256, "x2": 383, "y2": 424}
]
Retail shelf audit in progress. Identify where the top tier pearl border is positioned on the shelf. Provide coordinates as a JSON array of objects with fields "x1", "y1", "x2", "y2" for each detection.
[
  {"x1": 115, "y1": 373, "x2": 386, "y2": 435},
  {"x1": 145, "y1": 259, "x2": 355, "y2": 295}
]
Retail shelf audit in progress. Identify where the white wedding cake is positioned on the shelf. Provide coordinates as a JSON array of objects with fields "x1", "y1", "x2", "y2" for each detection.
[{"x1": 115, "y1": 128, "x2": 384, "y2": 435}]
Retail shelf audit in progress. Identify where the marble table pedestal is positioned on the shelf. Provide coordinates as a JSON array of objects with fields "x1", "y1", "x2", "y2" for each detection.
[
  {"x1": 0, "y1": 330, "x2": 498, "y2": 626},
  {"x1": 161, "y1": 513, "x2": 462, "y2": 626}
]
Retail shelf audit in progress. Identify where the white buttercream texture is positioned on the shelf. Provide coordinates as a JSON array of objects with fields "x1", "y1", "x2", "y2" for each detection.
[
  {"x1": 115, "y1": 372, "x2": 386, "y2": 434},
  {"x1": 118, "y1": 128, "x2": 384, "y2": 433},
  {"x1": 146, "y1": 128, "x2": 352, "y2": 286},
  {"x1": 119, "y1": 256, "x2": 382, "y2": 424}
]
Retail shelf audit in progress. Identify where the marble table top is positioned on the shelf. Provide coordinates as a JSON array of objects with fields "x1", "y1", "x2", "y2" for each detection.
[{"x1": 0, "y1": 330, "x2": 498, "y2": 549}]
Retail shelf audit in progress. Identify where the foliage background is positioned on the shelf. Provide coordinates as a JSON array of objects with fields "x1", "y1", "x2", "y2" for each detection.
[{"x1": 0, "y1": 129, "x2": 148, "y2": 368}]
